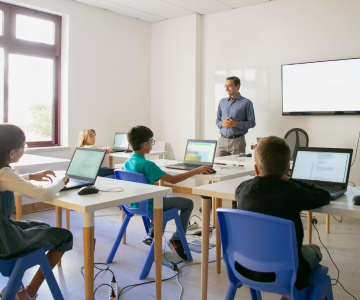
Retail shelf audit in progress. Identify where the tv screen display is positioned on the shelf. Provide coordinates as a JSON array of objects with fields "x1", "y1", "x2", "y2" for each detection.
[{"x1": 282, "y1": 58, "x2": 360, "y2": 115}]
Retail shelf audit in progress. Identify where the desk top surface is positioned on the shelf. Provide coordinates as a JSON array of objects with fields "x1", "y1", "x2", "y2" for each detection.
[
  {"x1": 192, "y1": 176, "x2": 360, "y2": 217},
  {"x1": 115, "y1": 159, "x2": 255, "y2": 182},
  {"x1": 50, "y1": 176, "x2": 172, "y2": 213},
  {"x1": 108, "y1": 150, "x2": 167, "y2": 158},
  {"x1": 10, "y1": 154, "x2": 70, "y2": 170}
]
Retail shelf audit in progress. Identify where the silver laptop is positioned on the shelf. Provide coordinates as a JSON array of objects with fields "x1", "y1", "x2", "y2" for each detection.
[
  {"x1": 291, "y1": 147, "x2": 353, "y2": 200},
  {"x1": 111, "y1": 132, "x2": 132, "y2": 153},
  {"x1": 165, "y1": 139, "x2": 217, "y2": 171},
  {"x1": 61, "y1": 147, "x2": 106, "y2": 191}
]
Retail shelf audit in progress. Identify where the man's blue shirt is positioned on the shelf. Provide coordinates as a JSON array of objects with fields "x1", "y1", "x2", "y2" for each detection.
[{"x1": 216, "y1": 93, "x2": 256, "y2": 136}]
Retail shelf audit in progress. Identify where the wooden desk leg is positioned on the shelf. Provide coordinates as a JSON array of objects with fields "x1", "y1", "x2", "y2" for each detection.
[
  {"x1": 154, "y1": 196, "x2": 163, "y2": 300},
  {"x1": 56, "y1": 206, "x2": 63, "y2": 267},
  {"x1": 122, "y1": 210, "x2": 126, "y2": 244},
  {"x1": 109, "y1": 156, "x2": 113, "y2": 169},
  {"x1": 15, "y1": 195, "x2": 22, "y2": 220},
  {"x1": 83, "y1": 212, "x2": 95, "y2": 300},
  {"x1": 326, "y1": 214, "x2": 330, "y2": 234},
  {"x1": 215, "y1": 198, "x2": 222, "y2": 274},
  {"x1": 66, "y1": 209, "x2": 70, "y2": 230},
  {"x1": 211, "y1": 181, "x2": 216, "y2": 226},
  {"x1": 308, "y1": 211, "x2": 312, "y2": 244},
  {"x1": 158, "y1": 179, "x2": 164, "y2": 186},
  {"x1": 201, "y1": 197, "x2": 211, "y2": 300}
]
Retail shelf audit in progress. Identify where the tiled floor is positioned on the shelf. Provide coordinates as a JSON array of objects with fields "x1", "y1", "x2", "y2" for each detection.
[{"x1": 2, "y1": 194, "x2": 360, "y2": 299}]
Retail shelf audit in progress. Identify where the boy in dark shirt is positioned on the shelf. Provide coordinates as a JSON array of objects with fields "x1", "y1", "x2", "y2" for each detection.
[{"x1": 235, "y1": 136, "x2": 331, "y2": 298}]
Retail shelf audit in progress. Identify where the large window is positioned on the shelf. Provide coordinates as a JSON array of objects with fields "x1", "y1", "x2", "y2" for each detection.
[{"x1": 0, "y1": 2, "x2": 61, "y2": 147}]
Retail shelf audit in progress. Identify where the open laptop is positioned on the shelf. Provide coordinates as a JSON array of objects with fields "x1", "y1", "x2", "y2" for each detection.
[
  {"x1": 165, "y1": 139, "x2": 217, "y2": 171},
  {"x1": 291, "y1": 147, "x2": 353, "y2": 200},
  {"x1": 111, "y1": 132, "x2": 132, "y2": 153},
  {"x1": 61, "y1": 147, "x2": 107, "y2": 191}
]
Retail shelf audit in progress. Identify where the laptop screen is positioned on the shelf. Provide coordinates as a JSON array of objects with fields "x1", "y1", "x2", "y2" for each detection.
[
  {"x1": 292, "y1": 149, "x2": 351, "y2": 184},
  {"x1": 66, "y1": 148, "x2": 106, "y2": 180},
  {"x1": 183, "y1": 140, "x2": 217, "y2": 165},
  {"x1": 113, "y1": 133, "x2": 129, "y2": 149}
]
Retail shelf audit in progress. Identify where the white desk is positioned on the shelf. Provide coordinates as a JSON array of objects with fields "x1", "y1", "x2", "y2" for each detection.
[
  {"x1": 215, "y1": 155, "x2": 253, "y2": 166},
  {"x1": 108, "y1": 151, "x2": 167, "y2": 168},
  {"x1": 192, "y1": 176, "x2": 360, "y2": 300},
  {"x1": 50, "y1": 176, "x2": 172, "y2": 300},
  {"x1": 10, "y1": 154, "x2": 70, "y2": 220}
]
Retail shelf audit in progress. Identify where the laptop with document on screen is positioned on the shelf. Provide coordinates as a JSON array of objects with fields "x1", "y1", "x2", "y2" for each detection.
[
  {"x1": 61, "y1": 147, "x2": 106, "y2": 191},
  {"x1": 165, "y1": 139, "x2": 217, "y2": 171},
  {"x1": 290, "y1": 147, "x2": 353, "y2": 200}
]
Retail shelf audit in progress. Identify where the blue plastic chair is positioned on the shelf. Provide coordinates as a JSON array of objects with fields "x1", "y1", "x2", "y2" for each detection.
[
  {"x1": 0, "y1": 246, "x2": 64, "y2": 300},
  {"x1": 106, "y1": 170, "x2": 193, "y2": 279},
  {"x1": 217, "y1": 209, "x2": 333, "y2": 300}
]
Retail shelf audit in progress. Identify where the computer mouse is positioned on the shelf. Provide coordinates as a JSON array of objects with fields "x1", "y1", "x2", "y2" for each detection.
[
  {"x1": 353, "y1": 195, "x2": 360, "y2": 206},
  {"x1": 238, "y1": 153, "x2": 246, "y2": 157},
  {"x1": 203, "y1": 169, "x2": 216, "y2": 174},
  {"x1": 78, "y1": 186, "x2": 100, "y2": 195},
  {"x1": 125, "y1": 150, "x2": 133, "y2": 153},
  {"x1": 246, "y1": 153, "x2": 252, "y2": 157}
]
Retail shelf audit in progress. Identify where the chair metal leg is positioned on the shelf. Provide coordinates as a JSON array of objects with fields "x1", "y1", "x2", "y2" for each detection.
[
  {"x1": 225, "y1": 283, "x2": 237, "y2": 300},
  {"x1": 173, "y1": 214, "x2": 193, "y2": 262},
  {"x1": 38, "y1": 254, "x2": 64, "y2": 300},
  {"x1": 142, "y1": 216, "x2": 150, "y2": 233},
  {"x1": 106, "y1": 215, "x2": 132, "y2": 264},
  {"x1": 139, "y1": 239, "x2": 155, "y2": 280}
]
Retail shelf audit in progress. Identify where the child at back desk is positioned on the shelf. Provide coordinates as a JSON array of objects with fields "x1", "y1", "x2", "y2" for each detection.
[
  {"x1": 124, "y1": 126, "x2": 213, "y2": 261},
  {"x1": 235, "y1": 136, "x2": 331, "y2": 299},
  {"x1": 77, "y1": 129, "x2": 114, "y2": 177}
]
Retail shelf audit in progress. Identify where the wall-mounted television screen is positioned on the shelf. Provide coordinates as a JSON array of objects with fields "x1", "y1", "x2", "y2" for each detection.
[{"x1": 282, "y1": 57, "x2": 360, "y2": 115}]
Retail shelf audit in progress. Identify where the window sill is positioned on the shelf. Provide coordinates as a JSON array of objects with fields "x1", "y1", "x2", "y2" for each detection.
[{"x1": 26, "y1": 146, "x2": 70, "y2": 153}]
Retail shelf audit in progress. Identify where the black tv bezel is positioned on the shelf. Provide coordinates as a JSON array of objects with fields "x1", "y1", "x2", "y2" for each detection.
[{"x1": 281, "y1": 57, "x2": 360, "y2": 116}]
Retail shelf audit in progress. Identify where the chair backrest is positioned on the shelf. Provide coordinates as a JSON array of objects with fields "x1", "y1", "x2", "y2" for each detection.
[
  {"x1": 284, "y1": 128, "x2": 309, "y2": 159},
  {"x1": 152, "y1": 141, "x2": 166, "y2": 152},
  {"x1": 114, "y1": 170, "x2": 150, "y2": 216},
  {"x1": 217, "y1": 209, "x2": 299, "y2": 297}
]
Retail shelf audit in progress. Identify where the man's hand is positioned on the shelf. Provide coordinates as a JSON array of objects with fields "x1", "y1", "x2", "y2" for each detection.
[
  {"x1": 195, "y1": 166, "x2": 214, "y2": 174},
  {"x1": 221, "y1": 117, "x2": 236, "y2": 128},
  {"x1": 29, "y1": 170, "x2": 56, "y2": 182}
]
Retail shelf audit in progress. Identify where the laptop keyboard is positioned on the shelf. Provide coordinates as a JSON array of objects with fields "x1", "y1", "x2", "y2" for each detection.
[
  {"x1": 65, "y1": 179, "x2": 90, "y2": 188},
  {"x1": 315, "y1": 186, "x2": 343, "y2": 193}
]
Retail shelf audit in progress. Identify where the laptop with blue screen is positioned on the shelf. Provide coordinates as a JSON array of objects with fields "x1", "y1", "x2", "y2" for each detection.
[
  {"x1": 291, "y1": 147, "x2": 353, "y2": 200},
  {"x1": 165, "y1": 139, "x2": 217, "y2": 171},
  {"x1": 61, "y1": 147, "x2": 106, "y2": 191}
]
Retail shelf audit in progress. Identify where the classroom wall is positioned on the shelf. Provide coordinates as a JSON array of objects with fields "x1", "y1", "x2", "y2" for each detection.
[
  {"x1": 201, "y1": 0, "x2": 360, "y2": 183},
  {"x1": 151, "y1": 14, "x2": 201, "y2": 160},
  {"x1": 6, "y1": 0, "x2": 151, "y2": 203}
]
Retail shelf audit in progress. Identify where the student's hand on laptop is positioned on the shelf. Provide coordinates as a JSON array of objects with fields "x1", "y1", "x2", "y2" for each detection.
[
  {"x1": 102, "y1": 146, "x2": 111, "y2": 154},
  {"x1": 195, "y1": 166, "x2": 214, "y2": 174},
  {"x1": 61, "y1": 176, "x2": 70, "y2": 185},
  {"x1": 29, "y1": 170, "x2": 56, "y2": 182}
]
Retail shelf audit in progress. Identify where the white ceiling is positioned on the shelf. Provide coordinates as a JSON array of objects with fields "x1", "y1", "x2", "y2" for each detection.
[{"x1": 75, "y1": 0, "x2": 272, "y2": 23}]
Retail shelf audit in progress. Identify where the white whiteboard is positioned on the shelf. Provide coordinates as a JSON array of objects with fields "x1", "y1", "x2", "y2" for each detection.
[{"x1": 215, "y1": 67, "x2": 269, "y2": 112}]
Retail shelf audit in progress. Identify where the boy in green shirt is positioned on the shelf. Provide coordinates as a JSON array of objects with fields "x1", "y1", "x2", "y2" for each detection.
[{"x1": 124, "y1": 126, "x2": 213, "y2": 261}]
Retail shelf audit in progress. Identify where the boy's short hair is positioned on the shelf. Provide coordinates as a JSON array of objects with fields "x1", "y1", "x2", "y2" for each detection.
[
  {"x1": 255, "y1": 136, "x2": 291, "y2": 179},
  {"x1": 127, "y1": 126, "x2": 154, "y2": 151}
]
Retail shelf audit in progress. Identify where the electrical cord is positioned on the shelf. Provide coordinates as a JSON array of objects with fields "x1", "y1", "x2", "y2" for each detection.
[
  {"x1": 331, "y1": 215, "x2": 342, "y2": 222},
  {"x1": 351, "y1": 130, "x2": 360, "y2": 167},
  {"x1": 94, "y1": 283, "x2": 115, "y2": 299},
  {"x1": 349, "y1": 181, "x2": 360, "y2": 192},
  {"x1": 312, "y1": 222, "x2": 357, "y2": 299}
]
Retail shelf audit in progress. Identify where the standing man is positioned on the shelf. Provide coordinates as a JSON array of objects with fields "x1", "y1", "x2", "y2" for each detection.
[
  {"x1": 216, "y1": 76, "x2": 256, "y2": 209},
  {"x1": 216, "y1": 76, "x2": 256, "y2": 156}
]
